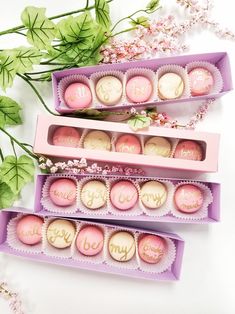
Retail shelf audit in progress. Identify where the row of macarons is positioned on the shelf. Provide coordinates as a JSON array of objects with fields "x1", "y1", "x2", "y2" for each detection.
[
  {"x1": 58, "y1": 62, "x2": 222, "y2": 109},
  {"x1": 51, "y1": 126, "x2": 204, "y2": 161},
  {"x1": 10, "y1": 215, "x2": 174, "y2": 268},
  {"x1": 43, "y1": 177, "x2": 209, "y2": 215}
]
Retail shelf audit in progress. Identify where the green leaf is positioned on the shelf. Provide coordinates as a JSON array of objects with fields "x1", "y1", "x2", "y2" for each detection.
[
  {"x1": 146, "y1": 0, "x2": 160, "y2": 13},
  {"x1": 21, "y1": 6, "x2": 56, "y2": 49},
  {"x1": 128, "y1": 115, "x2": 151, "y2": 131},
  {"x1": 0, "y1": 155, "x2": 35, "y2": 194},
  {"x1": 130, "y1": 16, "x2": 150, "y2": 28},
  {"x1": 56, "y1": 12, "x2": 94, "y2": 49},
  {"x1": 95, "y1": 0, "x2": 111, "y2": 30},
  {"x1": 0, "y1": 182, "x2": 16, "y2": 209},
  {"x1": 0, "y1": 52, "x2": 17, "y2": 91},
  {"x1": 14, "y1": 47, "x2": 43, "y2": 73},
  {"x1": 0, "y1": 96, "x2": 22, "y2": 128}
]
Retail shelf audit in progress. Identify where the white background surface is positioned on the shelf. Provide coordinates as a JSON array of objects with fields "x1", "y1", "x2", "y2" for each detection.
[{"x1": 0, "y1": 0, "x2": 235, "y2": 313}]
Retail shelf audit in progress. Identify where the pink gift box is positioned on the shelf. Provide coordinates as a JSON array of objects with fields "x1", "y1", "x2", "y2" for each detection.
[
  {"x1": 33, "y1": 114, "x2": 220, "y2": 172},
  {"x1": 52, "y1": 51, "x2": 232, "y2": 113},
  {"x1": 0, "y1": 208, "x2": 185, "y2": 282}
]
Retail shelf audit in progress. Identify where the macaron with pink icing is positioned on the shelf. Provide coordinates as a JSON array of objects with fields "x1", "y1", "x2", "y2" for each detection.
[
  {"x1": 174, "y1": 184, "x2": 204, "y2": 213},
  {"x1": 138, "y1": 234, "x2": 166, "y2": 264},
  {"x1": 126, "y1": 76, "x2": 153, "y2": 103},
  {"x1": 110, "y1": 180, "x2": 138, "y2": 211},
  {"x1": 52, "y1": 126, "x2": 80, "y2": 148},
  {"x1": 173, "y1": 140, "x2": 203, "y2": 161},
  {"x1": 76, "y1": 225, "x2": 104, "y2": 256},
  {"x1": 64, "y1": 82, "x2": 92, "y2": 109},
  {"x1": 188, "y1": 67, "x2": 214, "y2": 96},
  {"x1": 16, "y1": 215, "x2": 44, "y2": 245},
  {"x1": 115, "y1": 134, "x2": 141, "y2": 154},
  {"x1": 49, "y1": 178, "x2": 77, "y2": 207}
]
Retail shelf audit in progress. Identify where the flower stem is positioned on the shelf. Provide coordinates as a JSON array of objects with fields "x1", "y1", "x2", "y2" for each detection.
[
  {"x1": 0, "y1": 127, "x2": 38, "y2": 160},
  {"x1": 0, "y1": 0, "x2": 113, "y2": 36},
  {"x1": 17, "y1": 74, "x2": 58, "y2": 116}
]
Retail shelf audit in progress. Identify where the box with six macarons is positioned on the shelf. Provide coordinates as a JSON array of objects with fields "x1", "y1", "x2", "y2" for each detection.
[
  {"x1": 33, "y1": 115, "x2": 220, "y2": 172},
  {"x1": 34, "y1": 174, "x2": 220, "y2": 223},
  {"x1": 0, "y1": 208, "x2": 184, "y2": 281},
  {"x1": 52, "y1": 52, "x2": 232, "y2": 114}
]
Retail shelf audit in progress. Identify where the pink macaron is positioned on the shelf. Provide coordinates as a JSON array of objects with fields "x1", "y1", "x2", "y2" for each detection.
[
  {"x1": 188, "y1": 67, "x2": 214, "y2": 96},
  {"x1": 16, "y1": 215, "x2": 44, "y2": 245},
  {"x1": 110, "y1": 180, "x2": 138, "y2": 211},
  {"x1": 76, "y1": 225, "x2": 104, "y2": 256},
  {"x1": 126, "y1": 76, "x2": 153, "y2": 103},
  {"x1": 174, "y1": 184, "x2": 204, "y2": 213},
  {"x1": 52, "y1": 126, "x2": 80, "y2": 148},
  {"x1": 115, "y1": 134, "x2": 141, "y2": 154},
  {"x1": 138, "y1": 234, "x2": 166, "y2": 264},
  {"x1": 174, "y1": 140, "x2": 203, "y2": 161},
  {"x1": 49, "y1": 178, "x2": 77, "y2": 207},
  {"x1": 64, "y1": 82, "x2": 92, "y2": 109}
]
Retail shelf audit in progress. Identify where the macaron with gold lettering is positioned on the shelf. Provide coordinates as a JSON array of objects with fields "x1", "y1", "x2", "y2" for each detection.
[
  {"x1": 126, "y1": 76, "x2": 153, "y2": 103},
  {"x1": 158, "y1": 72, "x2": 184, "y2": 100},
  {"x1": 115, "y1": 134, "x2": 141, "y2": 154},
  {"x1": 174, "y1": 140, "x2": 203, "y2": 161},
  {"x1": 138, "y1": 234, "x2": 166, "y2": 264},
  {"x1": 108, "y1": 231, "x2": 136, "y2": 262},
  {"x1": 52, "y1": 126, "x2": 80, "y2": 148},
  {"x1": 49, "y1": 178, "x2": 77, "y2": 207},
  {"x1": 46, "y1": 219, "x2": 76, "y2": 249},
  {"x1": 95, "y1": 75, "x2": 123, "y2": 106},
  {"x1": 16, "y1": 215, "x2": 44, "y2": 245},
  {"x1": 81, "y1": 180, "x2": 107, "y2": 210},
  {"x1": 64, "y1": 82, "x2": 92, "y2": 109},
  {"x1": 76, "y1": 225, "x2": 104, "y2": 256},
  {"x1": 140, "y1": 181, "x2": 167, "y2": 209},
  {"x1": 144, "y1": 136, "x2": 171, "y2": 157},
  {"x1": 174, "y1": 184, "x2": 204, "y2": 213},
  {"x1": 110, "y1": 180, "x2": 138, "y2": 211},
  {"x1": 83, "y1": 130, "x2": 111, "y2": 151}
]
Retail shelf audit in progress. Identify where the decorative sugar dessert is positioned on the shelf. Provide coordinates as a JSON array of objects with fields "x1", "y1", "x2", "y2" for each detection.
[
  {"x1": 83, "y1": 130, "x2": 111, "y2": 151},
  {"x1": 174, "y1": 140, "x2": 203, "y2": 161},
  {"x1": 95, "y1": 75, "x2": 123, "y2": 105},
  {"x1": 76, "y1": 225, "x2": 104, "y2": 256},
  {"x1": 110, "y1": 180, "x2": 138, "y2": 211},
  {"x1": 138, "y1": 234, "x2": 166, "y2": 264},
  {"x1": 108, "y1": 231, "x2": 136, "y2": 262},
  {"x1": 49, "y1": 178, "x2": 77, "y2": 207},
  {"x1": 115, "y1": 134, "x2": 141, "y2": 154},
  {"x1": 80, "y1": 180, "x2": 107, "y2": 209},
  {"x1": 126, "y1": 76, "x2": 153, "y2": 103},
  {"x1": 52, "y1": 126, "x2": 80, "y2": 148},
  {"x1": 188, "y1": 67, "x2": 214, "y2": 96},
  {"x1": 46, "y1": 219, "x2": 76, "y2": 249},
  {"x1": 16, "y1": 215, "x2": 44, "y2": 245},
  {"x1": 144, "y1": 136, "x2": 172, "y2": 157},
  {"x1": 158, "y1": 72, "x2": 184, "y2": 100},
  {"x1": 64, "y1": 82, "x2": 92, "y2": 109},
  {"x1": 174, "y1": 184, "x2": 204, "y2": 213},
  {"x1": 140, "y1": 181, "x2": 167, "y2": 209}
]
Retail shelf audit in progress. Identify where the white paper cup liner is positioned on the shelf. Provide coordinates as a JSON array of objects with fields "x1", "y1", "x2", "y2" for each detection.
[
  {"x1": 107, "y1": 178, "x2": 142, "y2": 216},
  {"x1": 90, "y1": 70, "x2": 125, "y2": 107},
  {"x1": 42, "y1": 217, "x2": 77, "y2": 259},
  {"x1": 171, "y1": 181, "x2": 213, "y2": 220},
  {"x1": 125, "y1": 68, "x2": 157, "y2": 104},
  {"x1": 157, "y1": 64, "x2": 190, "y2": 100},
  {"x1": 58, "y1": 74, "x2": 92, "y2": 109},
  {"x1": 77, "y1": 176, "x2": 109, "y2": 215},
  {"x1": 41, "y1": 174, "x2": 78, "y2": 214},
  {"x1": 105, "y1": 227, "x2": 138, "y2": 270},
  {"x1": 7, "y1": 214, "x2": 43, "y2": 254},
  {"x1": 136, "y1": 233, "x2": 176, "y2": 274},
  {"x1": 138, "y1": 179, "x2": 173, "y2": 217},
  {"x1": 186, "y1": 61, "x2": 223, "y2": 96},
  {"x1": 71, "y1": 222, "x2": 106, "y2": 264}
]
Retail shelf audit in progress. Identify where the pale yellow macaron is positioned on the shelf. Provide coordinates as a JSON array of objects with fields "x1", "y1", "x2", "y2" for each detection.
[
  {"x1": 158, "y1": 72, "x2": 184, "y2": 100},
  {"x1": 144, "y1": 136, "x2": 172, "y2": 157},
  {"x1": 140, "y1": 181, "x2": 167, "y2": 209},
  {"x1": 95, "y1": 75, "x2": 123, "y2": 106},
  {"x1": 46, "y1": 219, "x2": 76, "y2": 249},
  {"x1": 83, "y1": 130, "x2": 111, "y2": 151},
  {"x1": 81, "y1": 180, "x2": 107, "y2": 209},
  {"x1": 108, "y1": 231, "x2": 136, "y2": 262}
]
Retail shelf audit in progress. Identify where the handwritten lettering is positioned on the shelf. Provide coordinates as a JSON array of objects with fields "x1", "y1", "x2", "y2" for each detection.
[{"x1": 48, "y1": 227, "x2": 73, "y2": 245}]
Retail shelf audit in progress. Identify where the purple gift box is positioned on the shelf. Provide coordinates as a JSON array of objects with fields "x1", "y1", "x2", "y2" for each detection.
[
  {"x1": 52, "y1": 51, "x2": 233, "y2": 114},
  {"x1": 34, "y1": 174, "x2": 220, "y2": 224},
  {"x1": 0, "y1": 208, "x2": 184, "y2": 281}
]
